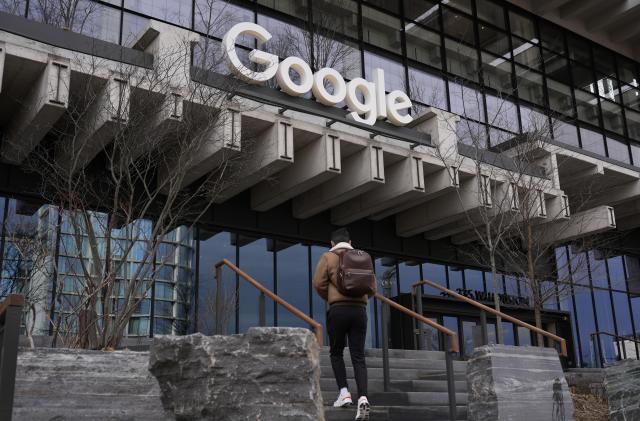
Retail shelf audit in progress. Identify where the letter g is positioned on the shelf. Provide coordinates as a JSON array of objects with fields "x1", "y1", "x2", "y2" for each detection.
[{"x1": 222, "y1": 22, "x2": 279, "y2": 84}]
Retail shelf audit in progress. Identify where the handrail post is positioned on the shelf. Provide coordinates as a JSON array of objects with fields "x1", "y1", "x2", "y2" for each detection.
[
  {"x1": 258, "y1": 292, "x2": 266, "y2": 327},
  {"x1": 445, "y1": 336, "x2": 457, "y2": 421},
  {"x1": 0, "y1": 295, "x2": 25, "y2": 421},
  {"x1": 381, "y1": 280, "x2": 392, "y2": 393},
  {"x1": 479, "y1": 310, "x2": 488, "y2": 346},
  {"x1": 415, "y1": 286, "x2": 423, "y2": 350},
  {"x1": 215, "y1": 264, "x2": 222, "y2": 335}
]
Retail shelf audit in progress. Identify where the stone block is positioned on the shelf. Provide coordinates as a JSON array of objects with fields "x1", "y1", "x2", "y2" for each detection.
[
  {"x1": 149, "y1": 327, "x2": 324, "y2": 421},
  {"x1": 466, "y1": 344, "x2": 574, "y2": 421},
  {"x1": 604, "y1": 359, "x2": 640, "y2": 420}
]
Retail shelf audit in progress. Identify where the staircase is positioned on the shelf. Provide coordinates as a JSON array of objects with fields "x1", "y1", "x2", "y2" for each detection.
[{"x1": 321, "y1": 347, "x2": 468, "y2": 421}]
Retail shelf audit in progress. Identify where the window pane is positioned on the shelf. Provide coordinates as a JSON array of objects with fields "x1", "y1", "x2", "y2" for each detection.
[
  {"x1": 516, "y1": 66, "x2": 545, "y2": 106},
  {"x1": 580, "y1": 127, "x2": 606, "y2": 156},
  {"x1": 544, "y1": 50, "x2": 571, "y2": 84},
  {"x1": 457, "y1": 119, "x2": 487, "y2": 148},
  {"x1": 594, "y1": 289, "x2": 617, "y2": 363},
  {"x1": 539, "y1": 21, "x2": 564, "y2": 53},
  {"x1": 313, "y1": 0, "x2": 358, "y2": 39},
  {"x1": 631, "y1": 142, "x2": 640, "y2": 166},
  {"x1": 448, "y1": 266, "x2": 464, "y2": 291},
  {"x1": 363, "y1": 0, "x2": 398, "y2": 13},
  {"x1": 481, "y1": 52, "x2": 513, "y2": 93},
  {"x1": 364, "y1": 51, "x2": 405, "y2": 92},
  {"x1": 447, "y1": 0, "x2": 472, "y2": 15},
  {"x1": 0, "y1": 0, "x2": 25, "y2": 16},
  {"x1": 478, "y1": 25, "x2": 509, "y2": 56},
  {"x1": 489, "y1": 126, "x2": 513, "y2": 147},
  {"x1": 547, "y1": 79, "x2": 574, "y2": 116},
  {"x1": 75, "y1": 2, "x2": 121, "y2": 43},
  {"x1": 613, "y1": 291, "x2": 634, "y2": 338},
  {"x1": 276, "y1": 243, "x2": 309, "y2": 328},
  {"x1": 362, "y1": 5, "x2": 402, "y2": 53},
  {"x1": 567, "y1": 34, "x2": 590, "y2": 63},
  {"x1": 574, "y1": 288, "x2": 597, "y2": 367},
  {"x1": 486, "y1": 94, "x2": 518, "y2": 132},
  {"x1": 575, "y1": 89, "x2": 600, "y2": 125},
  {"x1": 407, "y1": 67, "x2": 447, "y2": 109},
  {"x1": 311, "y1": 246, "x2": 329, "y2": 345},
  {"x1": 513, "y1": 38, "x2": 543, "y2": 70},
  {"x1": 257, "y1": 14, "x2": 307, "y2": 59},
  {"x1": 553, "y1": 120, "x2": 579, "y2": 147},
  {"x1": 617, "y1": 57, "x2": 638, "y2": 87},
  {"x1": 626, "y1": 109, "x2": 640, "y2": 142},
  {"x1": 592, "y1": 45, "x2": 616, "y2": 77},
  {"x1": 239, "y1": 238, "x2": 274, "y2": 332},
  {"x1": 422, "y1": 262, "x2": 447, "y2": 295},
  {"x1": 125, "y1": 0, "x2": 191, "y2": 27},
  {"x1": 442, "y1": 7, "x2": 474, "y2": 44},
  {"x1": 597, "y1": 75, "x2": 621, "y2": 103},
  {"x1": 509, "y1": 11, "x2": 535, "y2": 40},
  {"x1": 572, "y1": 64, "x2": 595, "y2": 91},
  {"x1": 608, "y1": 256, "x2": 627, "y2": 291},
  {"x1": 520, "y1": 105, "x2": 549, "y2": 133},
  {"x1": 601, "y1": 101, "x2": 625, "y2": 135},
  {"x1": 257, "y1": 0, "x2": 308, "y2": 19},
  {"x1": 405, "y1": 25, "x2": 442, "y2": 68},
  {"x1": 122, "y1": 12, "x2": 150, "y2": 47},
  {"x1": 465, "y1": 269, "x2": 484, "y2": 291},
  {"x1": 476, "y1": 0, "x2": 504, "y2": 28},
  {"x1": 445, "y1": 38, "x2": 480, "y2": 82},
  {"x1": 399, "y1": 261, "x2": 420, "y2": 293},
  {"x1": 622, "y1": 84, "x2": 640, "y2": 111},
  {"x1": 404, "y1": 0, "x2": 439, "y2": 28},
  {"x1": 607, "y1": 137, "x2": 630, "y2": 164},
  {"x1": 194, "y1": 1, "x2": 253, "y2": 42},
  {"x1": 449, "y1": 82, "x2": 485, "y2": 121}
]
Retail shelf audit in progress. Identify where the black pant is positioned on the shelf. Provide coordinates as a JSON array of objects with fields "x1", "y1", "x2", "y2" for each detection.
[{"x1": 327, "y1": 304, "x2": 368, "y2": 398}]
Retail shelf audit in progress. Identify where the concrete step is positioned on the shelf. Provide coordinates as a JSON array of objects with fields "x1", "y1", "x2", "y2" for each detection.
[
  {"x1": 320, "y1": 365, "x2": 467, "y2": 381},
  {"x1": 320, "y1": 347, "x2": 448, "y2": 360},
  {"x1": 321, "y1": 391, "x2": 468, "y2": 406},
  {"x1": 320, "y1": 377, "x2": 468, "y2": 393},
  {"x1": 320, "y1": 354, "x2": 467, "y2": 370},
  {"x1": 324, "y1": 405, "x2": 467, "y2": 421}
]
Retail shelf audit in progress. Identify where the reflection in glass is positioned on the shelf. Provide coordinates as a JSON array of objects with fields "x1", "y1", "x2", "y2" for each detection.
[
  {"x1": 125, "y1": 0, "x2": 191, "y2": 27},
  {"x1": 580, "y1": 127, "x2": 606, "y2": 156},
  {"x1": 404, "y1": 0, "x2": 439, "y2": 29},
  {"x1": 476, "y1": 0, "x2": 504, "y2": 28},
  {"x1": 520, "y1": 105, "x2": 549, "y2": 133},
  {"x1": 448, "y1": 266, "x2": 463, "y2": 291},
  {"x1": 512, "y1": 38, "x2": 542, "y2": 70},
  {"x1": 276, "y1": 243, "x2": 309, "y2": 328},
  {"x1": 122, "y1": 12, "x2": 150, "y2": 47},
  {"x1": 544, "y1": 51, "x2": 571, "y2": 84},
  {"x1": 607, "y1": 137, "x2": 630, "y2": 164},
  {"x1": 509, "y1": 11, "x2": 535, "y2": 40},
  {"x1": 632, "y1": 143, "x2": 640, "y2": 166},
  {"x1": 464, "y1": 269, "x2": 484, "y2": 291},
  {"x1": 539, "y1": 21, "x2": 564, "y2": 53},
  {"x1": 594, "y1": 289, "x2": 616, "y2": 363},
  {"x1": 517, "y1": 326, "x2": 532, "y2": 346},
  {"x1": 364, "y1": 51, "x2": 406, "y2": 93},
  {"x1": 398, "y1": 261, "x2": 421, "y2": 293},
  {"x1": 457, "y1": 119, "x2": 487, "y2": 148},
  {"x1": 445, "y1": 38, "x2": 480, "y2": 82},
  {"x1": 622, "y1": 85, "x2": 640, "y2": 110},
  {"x1": 362, "y1": 5, "x2": 402, "y2": 53},
  {"x1": 238, "y1": 238, "x2": 273, "y2": 333},
  {"x1": 618, "y1": 57, "x2": 638, "y2": 87},
  {"x1": 405, "y1": 25, "x2": 442, "y2": 69},
  {"x1": 574, "y1": 288, "x2": 597, "y2": 366},
  {"x1": 311, "y1": 246, "x2": 330, "y2": 345},
  {"x1": 601, "y1": 101, "x2": 625, "y2": 136},
  {"x1": 485, "y1": 95, "x2": 518, "y2": 132},
  {"x1": 481, "y1": 52, "x2": 513, "y2": 94},
  {"x1": 313, "y1": 0, "x2": 358, "y2": 39},
  {"x1": 478, "y1": 26, "x2": 510, "y2": 57},
  {"x1": 408, "y1": 67, "x2": 447, "y2": 109},
  {"x1": 502, "y1": 321, "x2": 515, "y2": 345},
  {"x1": 567, "y1": 34, "x2": 590, "y2": 63},
  {"x1": 449, "y1": 82, "x2": 485, "y2": 121},
  {"x1": 442, "y1": 7, "x2": 474, "y2": 44},
  {"x1": 547, "y1": 80, "x2": 574, "y2": 116},
  {"x1": 258, "y1": 0, "x2": 308, "y2": 19},
  {"x1": 462, "y1": 320, "x2": 477, "y2": 358},
  {"x1": 575, "y1": 90, "x2": 600, "y2": 126},
  {"x1": 422, "y1": 262, "x2": 447, "y2": 295}
]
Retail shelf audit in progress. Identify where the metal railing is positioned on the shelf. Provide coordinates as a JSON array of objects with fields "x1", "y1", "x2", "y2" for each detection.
[
  {"x1": 214, "y1": 259, "x2": 324, "y2": 346},
  {"x1": 376, "y1": 282, "x2": 459, "y2": 421},
  {"x1": 411, "y1": 279, "x2": 568, "y2": 358},
  {"x1": 591, "y1": 331, "x2": 640, "y2": 368},
  {"x1": 0, "y1": 294, "x2": 24, "y2": 421}
]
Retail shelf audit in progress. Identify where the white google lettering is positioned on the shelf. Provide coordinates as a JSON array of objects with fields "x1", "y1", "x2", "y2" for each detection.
[{"x1": 222, "y1": 22, "x2": 413, "y2": 127}]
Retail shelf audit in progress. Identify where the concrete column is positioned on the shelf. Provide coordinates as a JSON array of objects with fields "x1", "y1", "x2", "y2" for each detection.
[
  {"x1": 331, "y1": 155, "x2": 425, "y2": 225},
  {"x1": 158, "y1": 107, "x2": 241, "y2": 191},
  {"x1": 396, "y1": 175, "x2": 487, "y2": 237},
  {"x1": 2, "y1": 56, "x2": 70, "y2": 164},
  {"x1": 251, "y1": 131, "x2": 341, "y2": 211},
  {"x1": 214, "y1": 118, "x2": 294, "y2": 203},
  {"x1": 292, "y1": 144, "x2": 385, "y2": 219},
  {"x1": 57, "y1": 74, "x2": 130, "y2": 172},
  {"x1": 409, "y1": 107, "x2": 460, "y2": 161}
]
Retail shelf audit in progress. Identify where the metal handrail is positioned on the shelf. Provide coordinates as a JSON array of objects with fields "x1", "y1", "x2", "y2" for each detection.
[
  {"x1": 374, "y1": 292, "x2": 459, "y2": 353},
  {"x1": 590, "y1": 331, "x2": 640, "y2": 367},
  {"x1": 411, "y1": 279, "x2": 568, "y2": 357},
  {"x1": 214, "y1": 259, "x2": 324, "y2": 346},
  {"x1": 0, "y1": 294, "x2": 25, "y2": 421}
]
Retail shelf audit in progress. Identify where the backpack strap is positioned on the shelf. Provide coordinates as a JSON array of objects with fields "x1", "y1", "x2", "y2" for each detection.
[{"x1": 328, "y1": 249, "x2": 347, "y2": 288}]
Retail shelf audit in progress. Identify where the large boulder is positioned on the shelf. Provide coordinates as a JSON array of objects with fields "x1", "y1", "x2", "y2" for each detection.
[
  {"x1": 604, "y1": 359, "x2": 640, "y2": 420},
  {"x1": 149, "y1": 327, "x2": 324, "y2": 421},
  {"x1": 466, "y1": 344, "x2": 574, "y2": 421}
]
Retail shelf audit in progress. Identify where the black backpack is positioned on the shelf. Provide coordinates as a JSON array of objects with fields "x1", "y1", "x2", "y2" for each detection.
[{"x1": 330, "y1": 248, "x2": 376, "y2": 297}]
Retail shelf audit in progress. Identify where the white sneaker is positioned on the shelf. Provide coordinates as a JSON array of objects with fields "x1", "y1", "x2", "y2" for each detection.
[
  {"x1": 355, "y1": 396, "x2": 370, "y2": 420},
  {"x1": 333, "y1": 390, "x2": 353, "y2": 408}
]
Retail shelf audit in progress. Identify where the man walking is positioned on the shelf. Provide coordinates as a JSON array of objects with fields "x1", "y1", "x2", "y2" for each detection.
[{"x1": 313, "y1": 228, "x2": 376, "y2": 421}]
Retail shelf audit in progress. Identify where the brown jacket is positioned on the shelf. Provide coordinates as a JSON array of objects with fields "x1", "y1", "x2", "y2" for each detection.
[{"x1": 312, "y1": 245, "x2": 375, "y2": 306}]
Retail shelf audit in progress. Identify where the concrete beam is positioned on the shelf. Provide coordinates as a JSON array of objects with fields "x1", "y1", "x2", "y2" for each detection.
[
  {"x1": 560, "y1": 163, "x2": 604, "y2": 188},
  {"x1": 158, "y1": 107, "x2": 241, "y2": 191},
  {"x1": 293, "y1": 144, "x2": 385, "y2": 219},
  {"x1": 586, "y1": 2, "x2": 640, "y2": 32},
  {"x1": 589, "y1": 179, "x2": 640, "y2": 207},
  {"x1": 537, "y1": 205, "x2": 616, "y2": 244},
  {"x1": 396, "y1": 175, "x2": 489, "y2": 238},
  {"x1": 57, "y1": 74, "x2": 130, "y2": 172},
  {"x1": 214, "y1": 118, "x2": 294, "y2": 203},
  {"x1": 558, "y1": 0, "x2": 609, "y2": 19},
  {"x1": 252, "y1": 131, "x2": 341, "y2": 211},
  {"x1": 331, "y1": 155, "x2": 425, "y2": 225},
  {"x1": 1, "y1": 56, "x2": 70, "y2": 164},
  {"x1": 531, "y1": 0, "x2": 573, "y2": 14},
  {"x1": 369, "y1": 165, "x2": 459, "y2": 221}
]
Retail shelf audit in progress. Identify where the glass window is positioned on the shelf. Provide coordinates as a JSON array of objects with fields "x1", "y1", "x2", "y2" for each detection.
[
  {"x1": 122, "y1": 12, "x2": 150, "y2": 47},
  {"x1": 405, "y1": 25, "x2": 442, "y2": 69},
  {"x1": 442, "y1": 7, "x2": 474, "y2": 44},
  {"x1": 509, "y1": 11, "x2": 535, "y2": 40},
  {"x1": 125, "y1": 0, "x2": 191, "y2": 27},
  {"x1": 601, "y1": 101, "x2": 625, "y2": 135},
  {"x1": 257, "y1": 0, "x2": 308, "y2": 20},
  {"x1": 154, "y1": 318, "x2": 173, "y2": 334},
  {"x1": 465, "y1": 269, "x2": 484, "y2": 291},
  {"x1": 276, "y1": 243, "x2": 309, "y2": 328},
  {"x1": 607, "y1": 136, "x2": 630, "y2": 164},
  {"x1": 194, "y1": 0, "x2": 253, "y2": 40},
  {"x1": 539, "y1": 21, "x2": 564, "y2": 53},
  {"x1": 313, "y1": 0, "x2": 358, "y2": 40},
  {"x1": 517, "y1": 326, "x2": 532, "y2": 346},
  {"x1": 589, "y1": 251, "x2": 608, "y2": 289},
  {"x1": 547, "y1": 79, "x2": 574, "y2": 116},
  {"x1": 445, "y1": 38, "x2": 480, "y2": 82},
  {"x1": 626, "y1": 109, "x2": 640, "y2": 142},
  {"x1": 594, "y1": 289, "x2": 617, "y2": 363},
  {"x1": 489, "y1": 126, "x2": 513, "y2": 147},
  {"x1": 448, "y1": 266, "x2": 463, "y2": 291},
  {"x1": 485, "y1": 95, "x2": 518, "y2": 132},
  {"x1": 612, "y1": 291, "x2": 634, "y2": 337},
  {"x1": 597, "y1": 75, "x2": 621, "y2": 103},
  {"x1": 399, "y1": 261, "x2": 420, "y2": 293},
  {"x1": 422, "y1": 262, "x2": 447, "y2": 295},
  {"x1": 481, "y1": 52, "x2": 513, "y2": 94},
  {"x1": 608, "y1": 256, "x2": 627, "y2": 291},
  {"x1": 631, "y1": 142, "x2": 640, "y2": 166},
  {"x1": 239, "y1": 238, "x2": 274, "y2": 332},
  {"x1": 485, "y1": 272, "x2": 503, "y2": 293},
  {"x1": 544, "y1": 50, "x2": 571, "y2": 84},
  {"x1": 0, "y1": 1, "x2": 26, "y2": 16},
  {"x1": 457, "y1": 119, "x2": 487, "y2": 148},
  {"x1": 449, "y1": 81, "x2": 485, "y2": 122},
  {"x1": 311, "y1": 246, "x2": 330, "y2": 345},
  {"x1": 513, "y1": 37, "x2": 543, "y2": 70},
  {"x1": 502, "y1": 321, "x2": 515, "y2": 345},
  {"x1": 572, "y1": 64, "x2": 595, "y2": 91},
  {"x1": 313, "y1": 35, "x2": 361, "y2": 80},
  {"x1": 362, "y1": 5, "x2": 402, "y2": 53},
  {"x1": 622, "y1": 84, "x2": 640, "y2": 110},
  {"x1": 574, "y1": 89, "x2": 600, "y2": 126},
  {"x1": 404, "y1": 0, "x2": 439, "y2": 29},
  {"x1": 574, "y1": 288, "x2": 597, "y2": 366},
  {"x1": 74, "y1": 2, "x2": 121, "y2": 43},
  {"x1": 592, "y1": 45, "x2": 616, "y2": 77},
  {"x1": 516, "y1": 66, "x2": 545, "y2": 106},
  {"x1": 520, "y1": 105, "x2": 549, "y2": 133},
  {"x1": 364, "y1": 51, "x2": 405, "y2": 92},
  {"x1": 447, "y1": 0, "x2": 472, "y2": 15},
  {"x1": 363, "y1": 0, "x2": 398, "y2": 13},
  {"x1": 567, "y1": 34, "x2": 591, "y2": 64},
  {"x1": 617, "y1": 57, "x2": 638, "y2": 87},
  {"x1": 580, "y1": 127, "x2": 606, "y2": 156},
  {"x1": 407, "y1": 67, "x2": 447, "y2": 109},
  {"x1": 476, "y1": 0, "x2": 504, "y2": 28},
  {"x1": 478, "y1": 25, "x2": 510, "y2": 57},
  {"x1": 155, "y1": 300, "x2": 173, "y2": 317}
]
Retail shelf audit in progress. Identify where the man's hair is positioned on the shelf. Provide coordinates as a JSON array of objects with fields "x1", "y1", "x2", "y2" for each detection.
[{"x1": 331, "y1": 228, "x2": 351, "y2": 244}]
